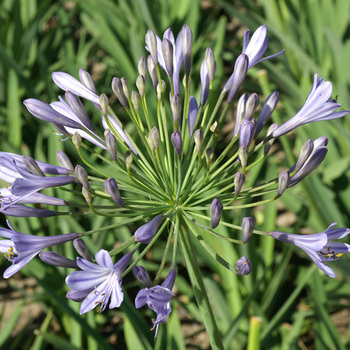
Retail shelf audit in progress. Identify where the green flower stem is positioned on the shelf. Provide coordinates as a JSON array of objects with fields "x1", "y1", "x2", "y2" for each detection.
[
  {"x1": 155, "y1": 149, "x2": 173, "y2": 195},
  {"x1": 154, "y1": 220, "x2": 174, "y2": 285},
  {"x1": 160, "y1": 99, "x2": 174, "y2": 185},
  {"x1": 122, "y1": 219, "x2": 169, "y2": 277},
  {"x1": 180, "y1": 75, "x2": 191, "y2": 137},
  {"x1": 183, "y1": 211, "x2": 242, "y2": 244},
  {"x1": 80, "y1": 214, "x2": 146, "y2": 237},
  {"x1": 247, "y1": 316, "x2": 263, "y2": 350},
  {"x1": 109, "y1": 236, "x2": 136, "y2": 257},
  {"x1": 179, "y1": 147, "x2": 198, "y2": 195},
  {"x1": 179, "y1": 219, "x2": 225, "y2": 350},
  {"x1": 245, "y1": 154, "x2": 266, "y2": 171},
  {"x1": 76, "y1": 147, "x2": 110, "y2": 178},
  {"x1": 210, "y1": 135, "x2": 239, "y2": 172},
  {"x1": 171, "y1": 214, "x2": 180, "y2": 268},
  {"x1": 223, "y1": 197, "x2": 277, "y2": 210},
  {"x1": 140, "y1": 95, "x2": 152, "y2": 131},
  {"x1": 202, "y1": 91, "x2": 226, "y2": 137}
]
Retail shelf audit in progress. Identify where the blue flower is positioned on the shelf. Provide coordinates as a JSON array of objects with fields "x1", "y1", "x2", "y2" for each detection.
[
  {"x1": 270, "y1": 223, "x2": 350, "y2": 277},
  {"x1": 272, "y1": 73, "x2": 350, "y2": 137},
  {"x1": 135, "y1": 269, "x2": 176, "y2": 338},
  {"x1": 0, "y1": 222, "x2": 78, "y2": 278},
  {"x1": 66, "y1": 250, "x2": 131, "y2": 314}
]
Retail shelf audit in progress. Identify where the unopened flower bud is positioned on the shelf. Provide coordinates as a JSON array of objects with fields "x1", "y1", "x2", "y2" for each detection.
[
  {"x1": 104, "y1": 129, "x2": 118, "y2": 161},
  {"x1": 65, "y1": 91, "x2": 95, "y2": 130},
  {"x1": 242, "y1": 217, "x2": 254, "y2": 244},
  {"x1": 162, "y1": 269, "x2": 176, "y2": 290},
  {"x1": 56, "y1": 151, "x2": 74, "y2": 172},
  {"x1": 234, "y1": 94, "x2": 248, "y2": 137},
  {"x1": 264, "y1": 123, "x2": 279, "y2": 155},
  {"x1": 194, "y1": 129, "x2": 204, "y2": 153},
  {"x1": 105, "y1": 178, "x2": 124, "y2": 207},
  {"x1": 145, "y1": 30, "x2": 158, "y2": 65},
  {"x1": 235, "y1": 256, "x2": 252, "y2": 276},
  {"x1": 99, "y1": 93, "x2": 109, "y2": 116},
  {"x1": 73, "y1": 238, "x2": 92, "y2": 261},
  {"x1": 147, "y1": 55, "x2": 158, "y2": 90},
  {"x1": 171, "y1": 131, "x2": 183, "y2": 157},
  {"x1": 255, "y1": 91, "x2": 279, "y2": 137},
  {"x1": 79, "y1": 69, "x2": 97, "y2": 92},
  {"x1": 112, "y1": 77, "x2": 128, "y2": 107},
  {"x1": 234, "y1": 171, "x2": 245, "y2": 195},
  {"x1": 138, "y1": 57, "x2": 147, "y2": 78},
  {"x1": 200, "y1": 59, "x2": 209, "y2": 106},
  {"x1": 205, "y1": 147, "x2": 214, "y2": 166},
  {"x1": 227, "y1": 54, "x2": 249, "y2": 103},
  {"x1": 134, "y1": 214, "x2": 163, "y2": 244},
  {"x1": 136, "y1": 75, "x2": 145, "y2": 97},
  {"x1": 182, "y1": 25, "x2": 193, "y2": 75},
  {"x1": 39, "y1": 252, "x2": 78, "y2": 268},
  {"x1": 294, "y1": 139, "x2": 314, "y2": 173},
  {"x1": 148, "y1": 126, "x2": 160, "y2": 151},
  {"x1": 121, "y1": 77, "x2": 130, "y2": 99},
  {"x1": 22, "y1": 155, "x2": 45, "y2": 176},
  {"x1": 239, "y1": 119, "x2": 256, "y2": 149},
  {"x1": 170, "y1": 94, "x2": 182, "y2": 124},
  {"x1": 157, "y1": 80, "x2": 166, "y2": 100},
  {"x1": 75, "y1": 164, "x2": 90, "y2": 190},
  {"x1": 72, "y1": 132, "x2": 82, "y2": 149},
  {"x1": 239, "y1": 146, "x2": 249, "y2": 168},
  {"x1": 188, "y1": 96, "x2": 198, "y2": 138},
  {"x1": 205, "y1": 47, "x2": 216, "y2": 81},
  {"x1": 131, "y1": 91, "x2": 140, "y2": 112},
  {"x1": 133, "y1": 265, "x2": 152, "y2": 287},
  {"x1": 244, "y1": 93, "x2": 259, "y2": 120},
  {"x1": 82, "y1": 186, "x2": 92, "y2": 204},
  {"x1": 162, "y1": 38, "x2": 174, "y2": 77},
  {"x1": 125, "y1": 150, "x2": 133, "y2": 170},
  {"x1": 210, "y1": 198, "x2": 223, "y2": 228},
  {"x1": 278, "y1": 171, "x2": 290, "y2": 196}
]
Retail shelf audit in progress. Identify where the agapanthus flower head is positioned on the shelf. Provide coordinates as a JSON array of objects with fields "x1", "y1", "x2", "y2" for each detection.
[
  {"x1": 0, "y1": 221, "x2": 78, "y2": 278},
  {"x1": 270, "y1": 223, "x2": 350, "y2": 278},
  {"x1": 272, "y1": 73, "x2": 350, "y2": 137},
  {"x1": 135, "y1": 269, "x2": 176, "y2": 338},
  {"x1": 66, "y1": 250, "x2": 132, "y2": 314}
]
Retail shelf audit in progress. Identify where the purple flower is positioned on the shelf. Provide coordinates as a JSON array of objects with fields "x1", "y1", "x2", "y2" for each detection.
[
  {"x1": 242, "y1": 24, "x2": 285, "y2": 69},
  {"x1": 146, "y1": 28, "x2": 184, "y2": 95},
  {"x1": 200, "y1": 58, "x2": 210, "y2": 106},
  {"x1": 270, "y1": 223, "x2": 350, "y2": 278},
  {"x1": 135, "y1": 269, "x2": 176, "y2": 338},
  {"x1": 50, "y1": 98, "x2": 106, "y2": 149},
  {"x1": 188, "y1": 96, "x2": 198, "y2": 138},
  {"x1": 288, "y1": 137, "x2": 328, "y2": 187},
  {"x1": 235, "y1": 256, "x2": 252, "y2": 276},
  {"x1": 0, "y1": 222, "x2": 78, "y2": 278},
  {"x1": 66, "y1": 250, "x2": 131, "y2": 314},
  {"x1": 52, "y1": 72, "x2": 100, "y2": 104},
  {"x1": 134, "y1": 215, "x2": 163, "y2": 244},
  {"x1": 210, "y1": 198, "x2": 223, "y2": 229},
  {"x1": 272, "y1": 73, "x2": 350, "y2": 138}
]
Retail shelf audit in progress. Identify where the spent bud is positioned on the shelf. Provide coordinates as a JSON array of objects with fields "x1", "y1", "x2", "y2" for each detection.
[{"x1": 210, "y1": 198, "x2": 223, "y2": 229}]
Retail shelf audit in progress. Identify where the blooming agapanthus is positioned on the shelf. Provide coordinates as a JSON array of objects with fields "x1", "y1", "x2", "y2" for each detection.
[
  {"x1": 135, "y1": 269, "x2": 176, "y2": 338},
  {"x1": 0, "y1": 221, "x2": 78, "y2": 278},
  {"x1": 66, "y1": 250, "x2": 131, "y2": 314},
  {"x1": 272, "y1": 73, "x2": 350, "y2": 137},
  {"x1": 270, "y1": 223, "x2": 350, "y2": 278}
]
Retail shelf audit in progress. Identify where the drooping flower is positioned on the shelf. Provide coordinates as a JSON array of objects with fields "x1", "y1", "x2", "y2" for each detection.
[
  {"x1": 135, "y1": 269, "x2": 176, "y2": 338},
  {"x1": 0, "y1": 222, "x2": 78, "y2": 278},
  {"x1": 65, "y1": 250, "x2": 131, "y2": 314},
  {"x1": 272, "y1": 73, "x2": 350, "y2": 138},
  {"x1": 270, "y1": 223, "x2": 350, "y2": 278}
]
